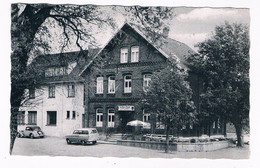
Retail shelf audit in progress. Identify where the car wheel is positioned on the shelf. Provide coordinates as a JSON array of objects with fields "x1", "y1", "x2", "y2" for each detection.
[
  {"x1": 92, "y1": 141, "x2": 97, "y2": 145},
  {"x1": 66, "y1": 139, "x2": 71, "y2": 144},
  {"x1": 17, "y1": 133, "x2": 22, "y2": 138},
  {"x1": 30, "y1": 134, "x2": 34, "y2": 139},
  {"x1": 81, "y1": 140, "x2": 87, "y2": 145}
]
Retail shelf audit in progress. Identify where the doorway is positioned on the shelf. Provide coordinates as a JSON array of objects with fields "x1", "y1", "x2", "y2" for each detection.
[{"x1": 118, "y1": 111, "x2": 134, "y2": 133}]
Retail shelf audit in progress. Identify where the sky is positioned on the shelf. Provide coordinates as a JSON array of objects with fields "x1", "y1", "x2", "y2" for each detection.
[
  {"x1": 170, "y1": 7, "x2": 250, "y2": 50},
  {"x1": 49, "y1": 6, "x2": 250, "y2": 53}
]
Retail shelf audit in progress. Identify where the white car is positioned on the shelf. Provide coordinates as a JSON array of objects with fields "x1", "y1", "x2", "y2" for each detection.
[{"x1": 65, "y1": 128, "x2": 99, "y2": 145}]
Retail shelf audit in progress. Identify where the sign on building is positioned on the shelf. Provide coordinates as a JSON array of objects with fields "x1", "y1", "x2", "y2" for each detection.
[{"x1": 118, "y1": 105, "x2": 135, "y2": 111}]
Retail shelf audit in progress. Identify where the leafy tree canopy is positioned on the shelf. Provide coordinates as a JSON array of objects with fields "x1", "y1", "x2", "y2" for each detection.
[{"x1": 187, "y1": 22, "x2": 249, "y2": 146}]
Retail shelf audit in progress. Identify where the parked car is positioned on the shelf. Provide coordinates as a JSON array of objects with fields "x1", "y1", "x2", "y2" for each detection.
[
  {"x1": 17, "y1": 125, "x2": 45, "y2": 138},
  {"x1": 65, "y1": 128, "x2": 99, "y2": 145}
]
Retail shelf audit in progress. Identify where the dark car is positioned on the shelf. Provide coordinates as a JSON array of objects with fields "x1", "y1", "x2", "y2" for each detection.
[{"x1": 17, "y1": 126, "x2": 45, "y2": 138}]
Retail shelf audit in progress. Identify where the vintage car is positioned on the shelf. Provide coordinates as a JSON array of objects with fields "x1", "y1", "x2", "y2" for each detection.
[
  {"x1": 17, "y1": 125, "x2": 45, "y2": 138},
  {"x1": 65, "y1": 128, "x2": 99, "y2": 145}
]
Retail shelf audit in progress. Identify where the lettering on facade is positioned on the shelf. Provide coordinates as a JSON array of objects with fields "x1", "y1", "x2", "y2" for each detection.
[{"x1": 118, "y1": 105, "x2": 135, "y2": 111}]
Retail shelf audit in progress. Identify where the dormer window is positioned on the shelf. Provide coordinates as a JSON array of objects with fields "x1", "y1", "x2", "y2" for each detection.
[
  {"x1": 120, "y1": 48, "x2": 128, "y2": 63},
  {"x1": 45, "y1": 67, "x2": 66, "y2": 77},
  {"x1": 131, "y1": 46, "x2": 139, "y2": 62}
]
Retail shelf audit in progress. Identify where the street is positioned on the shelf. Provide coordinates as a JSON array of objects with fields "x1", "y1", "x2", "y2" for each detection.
[{"x1": 12, "y1": 136, "x2": 250, "y2": 159}]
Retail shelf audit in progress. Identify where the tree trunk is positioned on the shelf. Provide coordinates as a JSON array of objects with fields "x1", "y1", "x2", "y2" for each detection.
[
  {"x1": 10, "y1": 106, "x2": 19, "y2": 154},
  {"x1": 165, "y1": 124, "x2": 170, "y2": 153},
  {"x1": 234, "y1": 123, "x2": 243, "y2": 147}
]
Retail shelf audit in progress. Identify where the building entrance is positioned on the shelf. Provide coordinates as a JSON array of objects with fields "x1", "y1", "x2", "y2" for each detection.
[{"x1": 118, "y1": 111, "x2": 134, "y2": 133}]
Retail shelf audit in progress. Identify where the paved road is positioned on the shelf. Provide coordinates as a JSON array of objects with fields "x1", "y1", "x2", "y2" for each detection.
[{"x1": 12, "y1": 136, "x2": 250, "y2": 159}]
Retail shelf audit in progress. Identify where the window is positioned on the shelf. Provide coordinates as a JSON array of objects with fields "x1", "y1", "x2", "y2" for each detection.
[
  {"x1": 72, "y1": 111, "x2": 76, "y2": 119},
  {"x1": 124, "y1": 75, "x2": 132, "y2": 93},
  {"x1": 131, "y1": 46, "x2": 139, "y2": 62},
  {"x1": 48, "y1": 85, "x2": 55, "y2": 98},
  {"x1": 45, "y1": 67, "x2": 66, "y2": 77},
  {"x1": 96, "y1": 109, "x2": 103, "y2": 127},
  {"x1": 143, "y1": 113, "x2": 150, "y2": 122},
  {"x1": 96, "y1": 77, "x2": 103, "y2": 94},
  {"x1": 143, "y1": 74, "x2": 151, "y2": 91},
  {"x1": 45, "y1": 68, "x2": 55, "y2": 77},
  {"x1": 108, "y1": 76, "x2": 115, "y2": 94},
  {"x1": 29, "y1": 88, "x2": 35, "y2": 99},
  {"x1": 47, "y1": 111, "x2": 57, "y2": 125},
  {"x1": 17, "y1": 111, "x2": 25, "y2": 125},
  {"x1": 156, "y1": 115, "x2": 165, "y2": 129},
  {"x1": 107, "y1": 109, "x2": 115, "y2": 127},
  {"x1": 68, "y1": 84, "x2": 75, "y2": 97},
  {"x1": 28, "y1": 111, "x2": 37, "y2": 125},
  {"x1": 120, "y1": 48, "x2": 128, "y2": 63},
  {"x1": 213, "y1": 121, "x2": 216, "y2": 129},
  {"x1": 66, "y1": 111, "x2": 70, "y2": 119}
]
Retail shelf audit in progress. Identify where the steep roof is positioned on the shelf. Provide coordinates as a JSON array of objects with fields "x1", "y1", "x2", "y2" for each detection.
[
  {"x1": 30, "y1": 49, "x2": 99, "y2": 84},
  {"x1": 79, "y1": 23, "x2": 195, "y2": 76},
  {"x1": 156, "y1": 37, "x2": 195, "y2": 66}
]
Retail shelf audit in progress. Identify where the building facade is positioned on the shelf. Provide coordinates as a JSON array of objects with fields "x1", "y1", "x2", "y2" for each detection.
[
  {"x1": 17, "y1": 51, "x2": 91, "y2": 137},
  {"x1": 80, "y1": 23, "x2": 226, "y2": 136},
  {"x1": 18, "y1": 23, "x2": 226, "y2": 137}
]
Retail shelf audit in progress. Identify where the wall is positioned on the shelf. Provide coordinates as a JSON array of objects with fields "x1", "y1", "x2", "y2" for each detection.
[
  {"x1": 18, "y1": 83, "x2": 84, "y2": 137},
  {"x1": 84, "y1": 26, "x2": 168, "y2": 133}
]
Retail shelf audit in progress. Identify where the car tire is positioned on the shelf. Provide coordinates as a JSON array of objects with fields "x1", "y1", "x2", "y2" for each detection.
[
  {"x1": 93, "y1": 141, "x2": 97, "y2": 145},
  {"x1": 30, "y1": 134, "x2": 34, "y2": 139},
  {"x1": 66, "y1": 139, "x2": 71, "y2": 144},
  {"x1": 17, "y1": 133, "x2": 22, "y2": 138},
  {"x1": 81, "y1": 140, "x2": 86, "y2": 145}
]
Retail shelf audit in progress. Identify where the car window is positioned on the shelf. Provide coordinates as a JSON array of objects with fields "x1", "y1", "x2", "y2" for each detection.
[
  {"x1": 26, "y1": 127, "x2": 31, "y2": 131},
  {"x1": 82, "y1": 131, "x2": 89, "y2": 134},
  {"x1": 33, "y1": 127, "x2": 41, "y2": 131},
  {"x1": 91, "y1": 130, "x2": 97, "y2": 134},
  {"x1": 73, "y1": 130, "x2": 80, "y2": 134}
]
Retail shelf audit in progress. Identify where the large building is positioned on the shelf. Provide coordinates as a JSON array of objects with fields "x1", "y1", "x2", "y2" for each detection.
[
  {"x1": 18, "y1": 23, "x2": 226, "y2": 137},
  {"x1": 17, "y1": 51, "x2": 93, "y2": 137}
]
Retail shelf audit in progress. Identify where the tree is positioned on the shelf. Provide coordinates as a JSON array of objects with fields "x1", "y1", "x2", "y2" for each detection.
[
  {"x1": 140, "y1": 60, "x2": 196, "y2": 153},
  {"x1": 187, "y1": 22, "x2": 249, "y2": 147},
  {"x1": 10, "y1": 4, "x2": 173, "y2": 154}
]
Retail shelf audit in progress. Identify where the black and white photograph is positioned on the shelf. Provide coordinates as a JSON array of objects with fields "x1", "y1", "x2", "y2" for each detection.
[{"x1": 1, "y1": 0, "x2": 260, "y2": 167}]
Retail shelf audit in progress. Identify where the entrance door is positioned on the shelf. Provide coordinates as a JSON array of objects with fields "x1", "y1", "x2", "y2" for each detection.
[{"x1": 119, "y1": 111, "x2": 134, "y2": 133}]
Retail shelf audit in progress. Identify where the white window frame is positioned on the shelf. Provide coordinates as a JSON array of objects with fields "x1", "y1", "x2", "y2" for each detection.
[
  {"x1": 131, "y1": 46, "x2": 139, "y2": 62},
  {"x1": 143, "y1": 74, "x2": 151, "y2": 91},
  {"x1": 96, "y1": 109, "x2": 103, "y2": 127},
  {"x1": 124, "y1": 75, "x2": 132, "y2": 93},
  {"x1": 143, "y1": 110, "x2": 150, "y2": 122},
  {"x1": 96, "y1": 77, "x2": 103, "y2": 94},
  {"x1": 120, "y1": 48, "x2": 128, "y2": 63},
  {"x1": 107, "y1": 109, "x2": 115, "y2": 128},
  {"x1": 48, "y1": 85, "x2": 55, "y2": 98},
  {"x1": 213, "y1": 121, "x2": 216, "y2": 129},
  {"x1": 68, "y1": 84, "x2": 75, "y2": 97},
  {"x1": 108, "y1": 76, "x2": 115, "y2": 94}
]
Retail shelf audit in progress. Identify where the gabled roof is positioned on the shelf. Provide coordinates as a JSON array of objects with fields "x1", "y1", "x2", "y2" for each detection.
[
  {"x1": 79, "y1": 22, "x2": 195, "y2": 76},
  {"x1": 30, "y1": 49, "x2": 99, "y2": 84}
]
